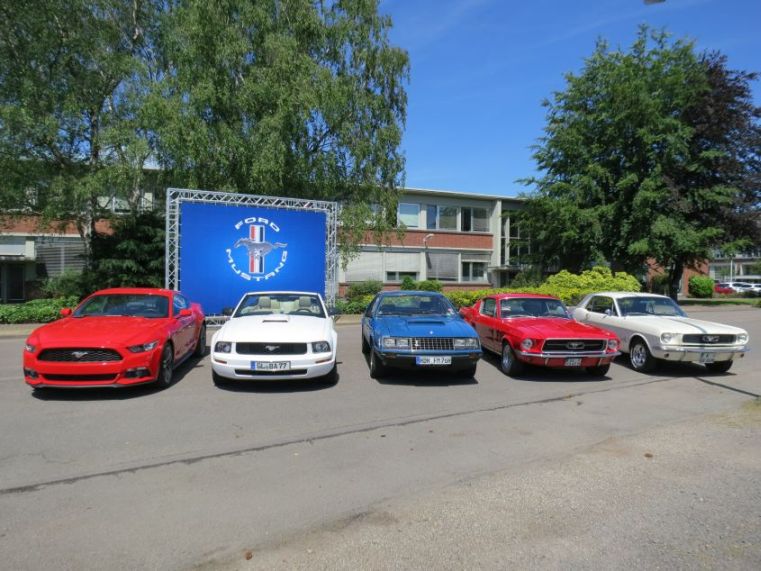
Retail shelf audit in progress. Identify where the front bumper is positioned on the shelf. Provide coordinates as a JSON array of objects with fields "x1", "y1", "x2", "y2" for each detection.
[
  {"x1": 211, "y1": 352, "x2": 336, "y2": 381},
  {"x1": 375, "y1": 351, "x2": 481, "y2": 371},
  {"x1": 23, "y1": 350, "x2": 160, "y2": 388},
  {"x1": 516, "y1": 350, "x2": 621, "y2": 368},
  {"x1": 650, "y1": 345, "x2": 749, "y2": 363}
]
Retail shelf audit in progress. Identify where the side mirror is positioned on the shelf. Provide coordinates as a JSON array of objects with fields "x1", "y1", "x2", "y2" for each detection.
[
  {"x1": 222, "y1": 307, "x2": 233, "y2": 316},
  {"x1": 604, "y1": 308, "x2": 612, "y2": 316},
  {"x1": 177, "y1": 308, "x2": 192, "y2": 318},
  {"x1": 60, "y1": 308, "x2": 72, "y2": 317},
  {"x1": 328, "y1": 307, "x2": 340, "y2": 316}
]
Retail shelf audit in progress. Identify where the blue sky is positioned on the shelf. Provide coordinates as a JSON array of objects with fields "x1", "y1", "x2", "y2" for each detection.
[{"x1": 380, "y1": 0, "x2": 761, "y2": 197}]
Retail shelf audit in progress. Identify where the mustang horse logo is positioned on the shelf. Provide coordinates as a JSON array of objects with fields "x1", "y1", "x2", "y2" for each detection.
[{"x1": 226, "y1": 217, "x2": 289, "y2": 282}]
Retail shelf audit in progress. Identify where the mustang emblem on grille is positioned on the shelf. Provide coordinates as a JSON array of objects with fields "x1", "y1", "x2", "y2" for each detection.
[
  {"x1": 264, "y1": 345, "x2": 280, "y2": 352},
  {"x1": 72, "y1": 351, "x2": 89, "y2": 359},
  {"x1": 702, "y1": 335, "x2": 719, "y2": 343},
  {"x1": 566, "y1": 341, "x2": 585, "y2": 350}
]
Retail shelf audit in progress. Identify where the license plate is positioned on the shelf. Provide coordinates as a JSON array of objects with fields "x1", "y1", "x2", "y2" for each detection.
[
  {"x1": 251, "y1": 361, "x2": 290, "y2": 371},
  {"x1": 564, "y1": 358, "x2": 582, "y2": 367},
  {"x1": 416, "y1": 356, "x2": 452, "y2": 366},
  {"x1": 699, "y1": 353, "x2": 715, "y2": 364}
]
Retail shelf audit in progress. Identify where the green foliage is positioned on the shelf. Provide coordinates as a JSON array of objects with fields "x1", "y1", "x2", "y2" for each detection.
[
  {"x1": 334, "y1": 294, "x2": 374, "y2": 315},
  {"x1": 510, "y1": 268, "x2": 544, "y2": 288},
  {"x1": 0, "y1": 297, "x2": 79, "y2": 324},
  {"x1": 346, "y1": 280, "x2": 383, "y2": 301},
  {"x1": 649, "y1": 274, "x2": 670, "y2": 295},
  {"x1": 688, "y1": 275, "x2": 714, "y2": 298},
  {"x1": 414, "y1": 279, "x2": 443, "y2": 292},
  {"x1": 400, "y1": 276, "x2": 416, "y2": 290},
  {"x1": 521, "y1": 26, "x2": 760, "y2": 288},
  {"x1": 41, "y1": 270, "x2": 90, "y2": 300}
]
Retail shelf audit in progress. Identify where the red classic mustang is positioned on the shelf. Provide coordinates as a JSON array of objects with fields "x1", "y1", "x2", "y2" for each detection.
[
  {"x1": 23, "y1": 288, "x2": 205, "y2": 389},
  {"x1": 460, "y1": 293, "x2": 620, "y2": 377}
]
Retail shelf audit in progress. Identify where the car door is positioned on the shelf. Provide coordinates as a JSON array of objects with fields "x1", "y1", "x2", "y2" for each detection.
[
  {"x1": 475, "y1": 297, "x2": 498, "y2": 351},
  {"x1": 172, "y1": 293, "x2": 195, "y2": 357},
  {"x1": 362, "y1": 295, "x2": 380, "y2": 346},
  {"x1": 581, "y1": 295, "x2": 628, "y2": 343}
]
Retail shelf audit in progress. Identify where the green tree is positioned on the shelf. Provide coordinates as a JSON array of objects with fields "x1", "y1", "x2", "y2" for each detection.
[
  {"x1": 521, "y1": 27, "x2": 760, "y2": 299},
  {"x1": 0, "y1": 0, "x2": 155, "y2": 257},
  {"x1": 146, "y1": 0, "x2": 409, "y2": 263}
]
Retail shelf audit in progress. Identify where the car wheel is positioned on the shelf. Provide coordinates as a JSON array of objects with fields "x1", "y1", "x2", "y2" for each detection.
[
  {"x1": 212, "y1": 370, "x2": 230, "y2": 387},
  {"x1": 369, "y1": 349, "x2": 387, "y2": 379},
  {"x1": 705, "y1": 360, "x2": 733, "y2": 374},
  {"x1": 323, "y1": 363, "x2": 339, "y2": 384},
  {"x1": 629, "y1": 339, "x2": 656, "y2": 372},
  {"x1": 500, "y1": 343, "x2": 523, "y2": 377},
  {"x1": 585, "y1": 364, "x2": 610, "y2": 376},
  {"x1": 156, "y1": 344, "x2": 174, "y2": 388},
  {"x1": 361, "y1": 332, "x2": 370, "y2": 354},
  {"x1": 193, "y1": 323, "x2": 207, "y2": 358}
]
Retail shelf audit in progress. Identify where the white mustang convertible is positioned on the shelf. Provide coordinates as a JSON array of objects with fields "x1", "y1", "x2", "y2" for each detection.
[
  {"x1": 211, "y1": 291, "x2": 337, "y2": 384},
  {"x1": 573, "y1": 292, "x2": 749, "y2": 373}
]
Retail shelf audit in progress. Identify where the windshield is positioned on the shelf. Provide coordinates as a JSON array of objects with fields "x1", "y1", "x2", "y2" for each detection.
[
  {"x1": 73, "y1": 294, "x2": 170, "y2": 318},
  {"x1": 500, "y1": 297, "x2": 569, "y2": 318},
  {"x1": 617, "y1": 296, "x2": 686, "y2": 317},
  {"x1": 376, "y1": 294, "x2": 457, "y2": 317},
  {"x1": 234, "y1": 293, "x2": 325, "y2": 318}
]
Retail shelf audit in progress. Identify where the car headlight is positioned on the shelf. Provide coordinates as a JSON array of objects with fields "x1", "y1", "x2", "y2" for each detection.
[
  {"x1": 607, "y1": 339, "x2": 619, "y2": 351},
  {"x1": 520, "y1": 338, "x2": 534, "y2": 350},
  {"x1": 660, "y1": 332, "x2": 677, "y2": 344},
  {"x1": 24, "y1": 343, "x2": 36, "y2": 353},
  {"x1": 127, "y1": 340, "x2": 159, "y2": 353},
  {"x1": 214, "y1": 341, "x2": 232, "y2": 353},
  {"x1": 736, "y1": 333, "x2": 748, "y2": 344},
  {"x1": 382, "y1": 337, "x2": 409, "y2": 349},
  {"x1": 312, "y1": 341, "x2": 331, "y2": 353},
  {"x1": 453, "y1": 338, "x2": 479, "y2": 349}
]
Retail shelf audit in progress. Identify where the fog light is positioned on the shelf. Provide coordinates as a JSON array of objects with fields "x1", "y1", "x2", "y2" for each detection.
[
  {"x1": 24, "y1": 368, "x2": 38, "y2": 379},
  {"x1": 124, "y1": 367, "x2": 150, "y2": 378}
]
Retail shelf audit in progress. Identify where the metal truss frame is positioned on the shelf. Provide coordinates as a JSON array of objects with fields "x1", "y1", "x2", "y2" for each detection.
[{"x1": 165, "y1": 188, "x2": 339, "y2": 323}]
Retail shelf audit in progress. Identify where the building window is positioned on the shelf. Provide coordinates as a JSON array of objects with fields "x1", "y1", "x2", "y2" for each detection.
[
  {"x1": 426, "y1": 252, "x2": 458, "y2": 281},
  {"x1": 462, "y1": 261, "x2": 487, "y2": 282},
  {"x1": 397, "y1": 203, "x2": 420, "y2": 228},
  {"x1": 462, "y1": 207, "x2": 488, "y2": 232},
  {"x1": 425, "y1": 205, "x2": 458, "y2": 230},
  {"x1": 386, "y1": 271, "x2": 418, "y2": 282}
]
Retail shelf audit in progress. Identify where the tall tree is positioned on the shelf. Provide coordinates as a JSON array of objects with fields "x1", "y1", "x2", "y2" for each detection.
[
  {"x1": 521, "y1": 27, "x2": 760, "y2": 297},
  {"x1": 146, "y1": 0, "x2": 409, "y2": 262},
  {"x1": 0, "y1": 0, "x2": 155, "y2": 257}
]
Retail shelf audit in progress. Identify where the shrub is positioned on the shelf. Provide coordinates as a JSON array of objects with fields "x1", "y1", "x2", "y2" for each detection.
[
  {"x1": 346, "y1": 280, "x2": 383, "y2": 300},
  {"x1": 414, "y1": 279, "x2": 443, "y2": 292},
  {"x1": 0, "y1": 296, "x2": 79, "y2": 324},
  {"x1": 334, "y1": 294, "x2": 375, "y2": 314},
  {"x1": 688, "y1": 275, "x2": 714, "y2": 298},
  {"x1": 41, "y1": 270, "x2": 89, "y2": 299},
  {"x1": 400, "y1": 276, "x2": 416, "y2": 290}
]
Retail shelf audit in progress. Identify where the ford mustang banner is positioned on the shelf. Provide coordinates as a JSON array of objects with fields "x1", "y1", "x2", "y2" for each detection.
[{"x1": 179, "y1": 202, "x2": 327, "y2": 314}]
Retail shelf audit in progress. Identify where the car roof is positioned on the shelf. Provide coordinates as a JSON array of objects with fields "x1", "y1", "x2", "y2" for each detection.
[
  {"x1": 241, "y1": 291, "x2": 321, "y2": 296},
  {"x1": 378, "y1": 290, "x2": 444, "y2": 296},
  {"x1": 484, "y1": 293, "x2": 560, "y2": 301},
  {"x1": 587, "y1": 292, "x2": 666, "y2": 299},
  {"x1": 89, "y1": 287, "x2": 175, "y2": 296}
]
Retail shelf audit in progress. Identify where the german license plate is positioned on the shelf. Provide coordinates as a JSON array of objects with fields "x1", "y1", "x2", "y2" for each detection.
[
  {"x1": 251, "y1": 361, "x2": 290, "y2": 371},
  {"x1": 564, "y1": 358, "x2": 582, "y2": 367},
  {"x1": 416, "y1": 356, "x2": 452, "y2": 366},
  {"x1": 699, "y1": 353, "x2": 715, "y2": 364}
]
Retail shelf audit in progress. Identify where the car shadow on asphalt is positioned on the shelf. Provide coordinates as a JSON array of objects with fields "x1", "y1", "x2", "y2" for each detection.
[
  {"x1": 479, "y1": 352, "x2": 611, "y2": 383},
  {"x1": 363, "y1": 355, "x2": 479, "y2": 386},
  {"x1": 30, "y1": 353, "x2": 202, "y2": 401},
  {"x1": 213, "y1": 376, "x2": 340, "y2": 393},
  {"x1": 612, "y1": 355, "x2": 740, "y2": 377}
]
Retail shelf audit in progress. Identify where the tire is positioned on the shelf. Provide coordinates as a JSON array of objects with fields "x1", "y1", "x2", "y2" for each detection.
[
  {"x1": 193, "y1": 323, "x2": 207, "y2": 358},
  {"x1": 629, "y1": 339, "x2": 656, "y2": 372},
  {"x1": 212, "y1": 370, "x2": 230, "y2": 387},
  {"x1": 369, "y1": 349, "x2": 387, "y2": 379},
  {"x1": 458, "y1": 363, "x2": 477, "y2": 379},
  {"x1": 361, "y1": 332, "x2": 370, "y2": 354},
  {"x1": 585, "y1": 364, "x2": 610, "y2": 376},
  {"x1": 323, "y1": 363, "x2": 339, "y2": 384},
  {"x1": 156, "y1": 344, "x2": 174, "y2": 388},
  {"x1": 705, "y1": 360, "x2": 733, "y2": 374},
  {"x1": 500, "y1": 343, "x2": 523, "y2": 377}
]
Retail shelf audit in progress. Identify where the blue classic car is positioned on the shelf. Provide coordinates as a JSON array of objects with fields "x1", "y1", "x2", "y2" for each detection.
[{"x1": 361, "y1": 291, "x2": 482, "y2": 378}]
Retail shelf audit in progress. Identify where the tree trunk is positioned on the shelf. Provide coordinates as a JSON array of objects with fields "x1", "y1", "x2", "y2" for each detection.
[{"x1": 668, "y1": 260, "x2": 684, "y2": 302}]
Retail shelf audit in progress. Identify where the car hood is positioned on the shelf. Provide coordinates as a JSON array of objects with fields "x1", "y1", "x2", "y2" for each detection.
[
  {"x1": 218, "y1": 314, "x2": 332, "y2": 342},
  {"x1": 506, "y1": 317, "x2": 617, "y2": 339},
  {"x1": 374, "y1": 315, "x2": 476, "y2": 338},
  {"x1": 29, "y1": 317, "x2": 167, "y2": 347},
  {"x1": 621, "y1": 315, "x2": 748, "y2": 336}
]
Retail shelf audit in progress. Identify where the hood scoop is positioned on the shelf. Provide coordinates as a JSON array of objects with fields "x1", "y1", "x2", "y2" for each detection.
[
  {"x1": 263, "y1": 316, "x2": 290, "y2": 323},
  {"x1": 407, "y1": 319, "x2": 446, "y2": 325}
]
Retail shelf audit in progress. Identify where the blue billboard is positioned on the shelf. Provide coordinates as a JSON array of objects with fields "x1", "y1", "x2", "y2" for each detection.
[{"x1": 179, "y1": 202, "x2": 327, "y2": 314}]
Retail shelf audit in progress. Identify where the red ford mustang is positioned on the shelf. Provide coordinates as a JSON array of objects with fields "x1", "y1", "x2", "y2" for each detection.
[
  {"x1": 460, "y1": 293, "x2": 620, "y2": 377},
  {"x1": 22, "y1": 287, "x2": 205, "y2": 389}
]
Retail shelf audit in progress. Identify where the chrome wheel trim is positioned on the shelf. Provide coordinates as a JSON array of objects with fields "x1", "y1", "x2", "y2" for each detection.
[
  {"x1": 630, "y1": 343, "x2": 646, "y2": 369},
  {"x1": 501, "y1": 345, "x2": 512, "y2": 371},
  {"x1": 162, "y1": 347, "x2": 173, "y2": 385}
]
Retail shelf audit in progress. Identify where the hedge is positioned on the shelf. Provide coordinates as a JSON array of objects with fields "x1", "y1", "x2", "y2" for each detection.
[
  {"x1": 0, "y1": 297, "x2": 79, "y2": 324},
  {"x1": 688, "y1": 275, "x2": 714, "y2": 298}
]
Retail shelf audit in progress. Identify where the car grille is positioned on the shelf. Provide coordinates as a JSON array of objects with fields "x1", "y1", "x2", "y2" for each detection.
[
  {"x1": 542, "y1": 339, "x2": 606, "y2": 352},
  {"x1": 38, "y1": 348, "x2": 122, "y2": 362},
  {"x1": 682, "y1": 334, "x2": 736, "y2": 345},
  {"x1": 234, "y1": 369, "x2": 308, "y2": 376},
  {"x1": 236, "y1": 343, "x2": 307, "y2": 355},
  {"x1": 408, "y1": 338, "x2": 455, "y2": 351},
  {"x1": 41, "y1": 373, "x2": 118, "y2": 381}
]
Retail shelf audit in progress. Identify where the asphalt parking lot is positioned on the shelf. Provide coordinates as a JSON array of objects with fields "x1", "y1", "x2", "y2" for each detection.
[{"x1": 0, "y1": 307, "x2": 759, "y2": 570}]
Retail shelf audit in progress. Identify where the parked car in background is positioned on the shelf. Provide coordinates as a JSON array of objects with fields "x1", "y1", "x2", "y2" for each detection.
[
  {"x1": 210, "y1": 291, "x2": 337, "y2": 384},
  {"x1": 361, "y1": 291, "x2": 481, "y2": 379},
  {"x1": 460, "y1": 293, "x2": 620, "y2": 377},
  {"x1": 573, "y1": 292, "x2": 749, "y2": 373},
  {"x1": 714, "y1": 283, "x2": 735, "y2": 295},
  {"x1": 23, "y1": 288, "x2": 205, "y2": 389},
  {"x1": 716, "y1": 281, "x2": 756, "y2": 294}
]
